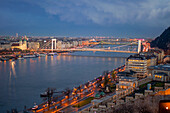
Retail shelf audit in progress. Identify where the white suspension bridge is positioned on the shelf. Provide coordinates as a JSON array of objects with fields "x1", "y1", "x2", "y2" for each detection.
[{"x1": 40, "y1": 39, "x2": 142, "y2": 54}]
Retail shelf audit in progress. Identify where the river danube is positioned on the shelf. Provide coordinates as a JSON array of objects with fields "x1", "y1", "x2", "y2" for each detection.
[{"x1": 0, "y1": 51, "x2": 134, "y2": 112}]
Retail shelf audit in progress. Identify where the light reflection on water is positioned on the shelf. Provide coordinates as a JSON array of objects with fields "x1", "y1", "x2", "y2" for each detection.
[
  {"x1": 0, "y1": 52, "x2": 132, "y2": 112},
  {"x1": 8, "y1": 61, "x2": 17, "y2": 101}
]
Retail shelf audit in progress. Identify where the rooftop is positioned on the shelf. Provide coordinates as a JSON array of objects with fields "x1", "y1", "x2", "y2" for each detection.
[
  {"x1": 154, "y1": 72, "x2": 168, "y2": 76},
  {"x1": 117, "y1": 70, "x2": 136, "y2": 76},
  {"x1": 127, "y1": 54, "x2": 156, "y2": 61},
  {"x1": 148, "y1": 49, "x2": 163, "y2": 54},
  {"x1": 148, "y1": 64, "x2": 170, "y2": 71},
  {"x1": 11, "y1": 43, "x2": 19, "y2": 46},
  {"x1": 163, "y1": 55, "x2": 170, "y2": 59},
  {"x1": 119, "y1": 76, "x2": 137, "y2": 82},
  {"x1": 118, "y1": 83, "x2": 131, "y2": 86}
]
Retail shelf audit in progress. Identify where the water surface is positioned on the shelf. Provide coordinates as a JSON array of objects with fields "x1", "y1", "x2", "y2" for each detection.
[{"x1": 0, "y1": 52, "x2": 132, "y2": 112}]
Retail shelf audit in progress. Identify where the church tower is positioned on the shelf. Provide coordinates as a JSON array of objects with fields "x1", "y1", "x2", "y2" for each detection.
[
  {"x1": 19, "y1": 39, "x2": 22, "y2": 46},
  {"x1": 23, "y1": 36, "x2": 27, "y2": 49}
]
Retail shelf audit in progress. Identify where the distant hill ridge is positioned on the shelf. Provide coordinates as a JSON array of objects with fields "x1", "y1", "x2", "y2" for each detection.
[{"x1": 151, "y1": 26, "x2": 170, "y2": 51}]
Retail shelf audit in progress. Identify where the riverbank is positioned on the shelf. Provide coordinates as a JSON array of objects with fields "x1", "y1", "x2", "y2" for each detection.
[
  {"x1": 26, "y1": 64, "x2": 125, "y2": 112},
  {"x1": 61, "y1": 51, "x2": 134, "y2": 58}
]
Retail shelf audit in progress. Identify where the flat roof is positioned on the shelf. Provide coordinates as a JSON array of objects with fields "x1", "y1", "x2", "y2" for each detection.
[
  {"x1": 127, "y1": 54, "x2": 156, "y2": 61},
  {"x1": 119, "y1": 76, "x2": 137, "y2": 81},
  {"x1": 148, "y1": 64, "x2": 170, "y2": 71},
  {"x1": 118, "y1": 83, "x2": 131, "y2": 86},
  {"x1": 154, "y1": 72, "x2": 168, "y2": 76}
]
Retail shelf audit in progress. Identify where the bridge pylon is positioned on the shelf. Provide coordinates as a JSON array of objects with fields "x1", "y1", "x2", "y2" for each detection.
[
  {"x1": 138, "y1": 40, "x2": 141, "y2": 53},
  {"x1": 51, "y1": 39, "x2": 57, "y2": 51}
]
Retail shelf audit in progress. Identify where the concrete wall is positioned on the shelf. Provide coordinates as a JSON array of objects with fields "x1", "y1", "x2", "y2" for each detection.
[
  {"x1": 154, "y1": 87, "x2": 163, "y2": 92},
  {"x1": 87, "y1": 87, "x2": 170, "y2": 113},
  {"x1": 138, "y1": 77, "x2": 152, "y2": 86},
  {"x1": 165, "y1": 83, "x2": 170, "y2": 89}
]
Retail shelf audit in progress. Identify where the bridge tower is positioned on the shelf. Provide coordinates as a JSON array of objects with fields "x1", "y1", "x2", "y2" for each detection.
[
  {"x1": 51, "y1": 39, "x2": 56, "y2": 51},
  {"x1": 138, "y1": 40, "x2": 141, "y2": 53}
]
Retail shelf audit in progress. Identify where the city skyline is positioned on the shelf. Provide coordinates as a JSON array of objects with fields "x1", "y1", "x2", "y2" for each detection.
[{"x1": 0, "y1": 0, "x2": 170, "y2": 38}]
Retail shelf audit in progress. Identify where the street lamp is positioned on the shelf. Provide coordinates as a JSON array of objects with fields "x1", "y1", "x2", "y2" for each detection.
[
  {"x1": 159, "y1": 100, "x2": 170, "y2": 113},
  {"x1": 40, "y1": 88, "x2": 62, "y2": 111}
]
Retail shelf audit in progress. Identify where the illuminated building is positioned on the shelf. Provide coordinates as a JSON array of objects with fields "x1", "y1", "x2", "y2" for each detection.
[
  {"x1": 0, "y1": 43, "x2": 11, "y2": 50},
  {"x1": 56, "y1": 40, "x2": 62, "y2": 49},
  {"x1": 147, "y1": 64, "x2": 170, "y2": 81},
  {"x1": 117, "y1": 70, "x2": 137, "y2": 78},
  {"x1": 148, "y1": 48, "x2": 165, "y2": 63},
  {"x1": 11, "y1": 39, "x2": 27, "y2": 50},
  {"x1": 126, "y1": 54, "x2": 157, "y2": 78},
  {"x1": 153, "y1": 72, "x2": 169, "y2": 82},
  {"x1": 16, "y1": 33, "x2": 18, "y2": 37},
  {"x1": 28, "y1": 42, "x2": 40, "y2": 50},
  {"x1": 82, "y1": 40, "x2": 90, "y2": 46},
  {"x1": 142, "y1": 41, "x2": 150, "y2": 52},
  {"x1": 116, "y1": 76, "x2": 138, "y2": 91}
]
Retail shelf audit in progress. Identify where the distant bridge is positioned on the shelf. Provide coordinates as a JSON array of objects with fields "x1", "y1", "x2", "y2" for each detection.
[
  {"x1": 41, "y1": 48, "x2": 138, "y2": 53},
  {"x1": 40, "y1": 39, "x2": 142, "y2": 53}
]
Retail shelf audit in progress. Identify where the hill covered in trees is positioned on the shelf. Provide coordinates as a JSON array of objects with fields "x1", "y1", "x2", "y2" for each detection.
[{"x1": 150, "y1": 27, "x2": 170, "y2": 52}]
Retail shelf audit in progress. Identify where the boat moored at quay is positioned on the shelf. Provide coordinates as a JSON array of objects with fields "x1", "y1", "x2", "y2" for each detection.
[
  {"x1": 48, "y1": 52, "x2": 58, "y2": 56},
  {"x1": 38, "y1": 53, "x2": 47, "y2": 57},
  {"x1": 0, "y1": 52, "x2": 58, "y2": 61},
  {"x1": 23, "y1": 54, "x2": 39, "y2": 58}
]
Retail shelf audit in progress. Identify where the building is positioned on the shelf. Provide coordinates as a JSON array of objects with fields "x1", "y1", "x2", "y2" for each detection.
[
  {"x1": 0, "y1": 43, "x2": 12, "y2": 50},
  {"x1": 148, "y1": 49, "x2": 164, "y2": 63},
  {"x1": 116, "y1": 76, "x2": 138, "y2": 91},
  {"x1": 153, "y1": 72, "x2": 169, "y2": 82},
  {"x1": 126, "y1": 54, "x2": 157, "y2": 78},
  {"x1": 65, "y1": 41, "x2": 71, "y2": 48},
  {"x1": 78, "y1": 40, "x2": 82, "y2": 46},
  {"x1": 82, "y1": 40, "x2": 90, "y2": 46},
  {"x1": 71, "y1": 40, "x2": 78, "y2": 47},
  {"x1": 28, "y1": 42, "x2": 40, "y2": 50},
  {"x1": 117, "y1": 70, "x2": 137, "y2": 78},
  {"x1": 163, "y1": 55, "x2": 170, "y2": 64},
  {"x1": 11, "y1": 39, "x2": 27, "y2": 50},
  {"x1": 147, "y1": 64, "x2": 170, "y2": 82},
  {"x1": 56, "y1": 40, "x2": 62, "y2": 49}
]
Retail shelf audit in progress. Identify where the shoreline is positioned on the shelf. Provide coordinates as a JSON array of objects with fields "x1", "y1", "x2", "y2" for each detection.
[
  {"x1": 26, "y1": 64, "x2": 125, "y2": 112},
  {"x1": 60, "y1": 53, "x2": 129, "y2": 58}
]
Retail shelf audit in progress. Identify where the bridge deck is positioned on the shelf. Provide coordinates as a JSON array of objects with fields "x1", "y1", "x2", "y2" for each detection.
[{"x1": 41, "y1": 48, "x2": 138, "y2": 53}]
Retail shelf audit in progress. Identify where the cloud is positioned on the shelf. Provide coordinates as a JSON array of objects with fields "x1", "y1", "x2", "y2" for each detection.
[{"x1": 14, "y1": 0, "x2": 170, "y2": 26}]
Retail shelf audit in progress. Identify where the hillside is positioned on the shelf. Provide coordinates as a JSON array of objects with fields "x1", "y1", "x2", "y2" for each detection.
[{"x1": 150, "y1": 27, "x2": 170, "y2": 51}]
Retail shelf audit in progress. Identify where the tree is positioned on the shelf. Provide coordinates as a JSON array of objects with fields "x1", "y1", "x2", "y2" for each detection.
[
  {"x1": 77, "y1": 85, "x2": 82, "y2": 98},
  {"x1": 111, "y1": 71, "x2": 116, "y2": 80},
  {"x1": 63, "y1": 88, "x2": 71, "y2": 104},
  {"x1": 40, "y1": 88, "x2": 55, "y2": 110},
  {"x1": 104, "y1": 75, "x2": 109, "y2": 87}
]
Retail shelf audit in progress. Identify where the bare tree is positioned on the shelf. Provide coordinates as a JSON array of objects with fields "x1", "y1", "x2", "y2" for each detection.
[
  {"x1": 63, "y1": 88, "x2": 71, "y2": 104},
  {"x1": 40, "y1": 88, "x2": 55, "y2": 110}
]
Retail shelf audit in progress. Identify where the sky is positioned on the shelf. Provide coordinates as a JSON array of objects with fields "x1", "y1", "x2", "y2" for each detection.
[{"x1": 0, "y1": 0, "x2": 170, "y2": 38}]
